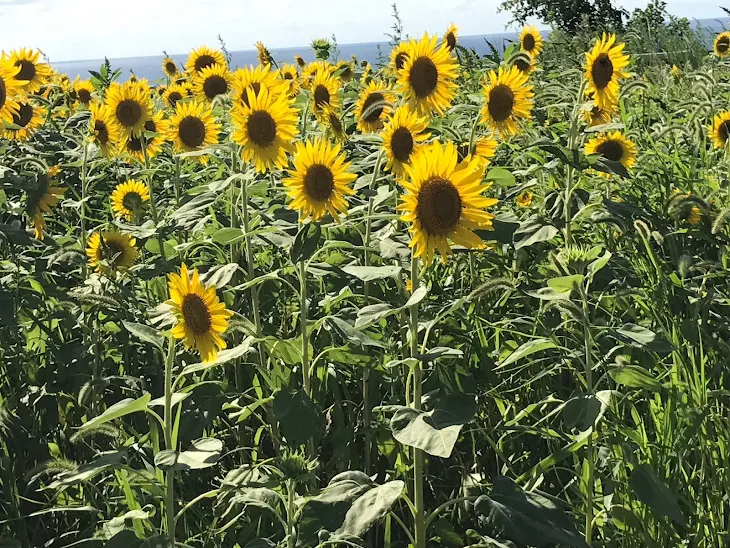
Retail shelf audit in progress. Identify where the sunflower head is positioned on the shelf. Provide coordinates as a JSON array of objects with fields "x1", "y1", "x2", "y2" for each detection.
[
  {"x1": 186, "y1": 46, "x2": 227, "y2": 76},
  {"x1": 86, "y1": 231, "x2": 138, "y2": 273},
  {"x1": 710, "y1": 111, "x2": 730, "y2": 149},
  {"x1": 335, "y1": 60, "x2": 354, "y2": 82},
  {"x1": 111, "y1": 179, "x2": 150, "y2": 221},
  {"x1": 74, "y1": 80, "x2": 95, "y2": 106},
  {"x1": 194, "y1": 64, "x2": 232, "y2": 102},
  {"x1": 295, "y1": 55, "x2": 306, "y2": 68},
  {"x1": 584, "y1": 131, "x2": 637, "y2": 174},
  {"x1": 671, "y1": 64, "x2": 681, "y2": 80},
  {"x1": 232, "y1": 65, "x2": 284, "y2": 108},
  {"x1": 355, "y1": 81, "x2": 394, "y2": 133},
  {"x1": 0, "y1": 61, "x2": 25, "y2": 125},
  {"x1": 512, "y1": 53, "x2": 534, "y2": 75},
  {"x1": 26, "y1": 173, "x2": 65, "y2": 240},
  {"x1": 480, "y1": 65, "x2": 534, "y2": 137},
  {"x1": 389, "y1": 42, "x2": 410, "y2": 73},
  {"x1": 582, "y1": 95, "x2": 616, "y2": 127},
  {"x1": 3, "y1": 100, "x2": 46, "y2": 141},
  {"x1": 164, "y1": 83, "x2": 187, "y2": 109},
  {"x1": 120, "y1": 112, "x2": 164, "y2": 162},
  {"x1": 399, "y1": 141, "x2": 498, "y2": 265},
  {"x1": 163, "y1": 56, "x2": 179, "y2": 77},
  {"x1": 163, "y1": 100, "x2": 220, "y2": 161},
  {"x1": 310, "y1": 70, "x2": 341, "y2": 122},
  {"x1": 444, "y1": 23, "x2": 459, "y2": 52},
  {"x1": 516, "y1": 189, "x2": 534, "y2": 207},
  {"x1": 687, "y1": 206, "x2": 703, "y2": 225},
  {"x1": 283, "y1": 138, "x2": 357, "y2": 222},
  {"x1": 255, "y1": 41, "x2": 274, "y2": 66},
  {"x1": 89, "y1": 102, "x2": 120, "y2": 157},
  {"x1": 519, "y1": 26, "x2": 544, "y2": 57},
  {"x1": 277, "y1": 64, "x2": 301, "y2": 98},
  {"x1": 584, "y1": 33, "x2": 630, "y2": 111},
  {"x1": 7, "y1": 48, "x2": 52, "y2": 94},
  {"x1": 321, "y1": 105, "x2": 347, "y2": 143},
  {"x1": 105, "y1": 81, "x2": 153, "y2": 137},
  {"x1": 301, "y1": 60, "x2": 336, "y2": 90},
  {"x1": 381, "y1": 105, "x2": 430, "y2": 176},
  {"x1": 715, "y1": 32, "x2": 730, "y2": 57}
]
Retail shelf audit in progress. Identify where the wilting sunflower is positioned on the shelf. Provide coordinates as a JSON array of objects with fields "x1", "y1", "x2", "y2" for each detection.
[
  {"x1": 3, "y1": 100, "x2": 46, "y2": 141},
  {"x1": 444, "y1": 23, "x2": 459, "y2": 52},
  {"x1": 283, "y1": 138, "x2": 357, "y2": 222},
  {"x1": 277, "y1": 64, "x2": 300, "y2": 97},
  {"x1": 355, "y1": 81, "x2": 394, "y2": 133},
  {"x1": 166, "y1": 263, "x2": 233, "y2": 363},
  {"x1": 0, "y1": 62, "x2": 24, "y2": 124},
  {"x1": 26, "y1": 173, "x2": 65, "y2": 240},
  {"x1": 231, "y1": 86, "x2": 298, "y2": 173},
  {"x1": 389, "y1": 42, "x2": 410, "y2": 73},
  {"x1": 381, "y1": 105, "x2": 430, "y2": 176},
  {"x1": 398, "y1": 33, "x2": 459, "y2": 116},
  {"x1": 164, "y1": 83, "x2": 187, "y2": 109},
  {"x1": 582, "y1": 97, "x2": 616, "y2": 127},
  {"x1": 584, "y1": 33, "x2": 630, "y2": 111},
  {"x1": 480, "y1": 65, "x2": 534, "y2": 137},
  {"x1": 519, "y1": 26, "x2": 544, "y2": 57},
  {"x1": 73, "y1": 80, "x2": 95, "y2": 106},
  {"x1": 105, "y1": 81, "x2": 153, "y2": 138},
  {"x1": 194, "y1": 64, "x2": 232, "y2": 102},
  {"x1": 164, "y1": 100, "x2": 220, "y2": 160},
  {"x1": 516, "y1": 189, "x2": 534, "y2": 207},
  {"x1": 321, "y1": 106, "x2": 347, "y2": 143},
  {"x1": 120, "y1": 112, "x2": 165, "y2": 162},
  {"x1": 714, "y1": 32, "x2": 730, "y2": 57},
  {"x1": 310, "y1": 70, "x2": 341, "y2": 122},
  {"x1": 89, "y1": 102, "x2": 120, "y2": 157},
  {"x1": 232, "y1": 65, "x2": 284, "y2": 108},
  {"x1": 584, "y1": 131, "x2": 636, "y2": 172},
  {"x1": 255, "y1": 41, "x2": 274, "y2": 66},
  {"x1": 399, "y1": 141, "x2": 498, "y2": 265},
  {"x1": 186, "y1": 46, "x2": 227, "y2": 76},
  {"x1": 86, "y1": 231, "x2": 138, "y2": 272},
  {"x1": 162, "y1": 56, "x2": 179, "y2": 77},
  {"x1": 6, "y1": 48, "x2": 52, "y2": 94},
  {"x1": 111, "y1": 179, "x2": 150, "y2": 221},
  {"x1": 710, "y1": 111, "x2": 730, "y2": 149}
]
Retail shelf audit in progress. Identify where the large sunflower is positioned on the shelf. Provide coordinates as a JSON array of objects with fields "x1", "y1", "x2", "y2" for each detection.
[
  {"x1": 584, "y1": 131, "x2": 636, "y2": 172},
  {"x1": 105, "y1": 81, "x2": 153, "y2": 138},
  {"x1": 381, "y1": 105, "x2": 430, "y2": 176},
  {"x1": 444, "y1": 23, "x2": 459, "y2": 52},
  {"x1": 120, "y1": 111, "x2": 165, "y2": 162},
  {"x1": 355, "y1": 81, "x2": 395, "y2": 133},
  {"x1": 74, "y1": 80, "x2": 95, "y2": 106},
  {"x1": 398, "y1": 33, "x2": 459, "y2": 116},
  {"x1": 710, "y1": 111, "x2": 730, "y2": 149},
  {"x1": 7, "y1": 48, "x2": 52, "y2": 94},
  {"x1": 519, "y1": 26, "x2": 544, "y2": 57},
  {"x1": 3, "y1": 100, "x2": 46, "y2": 141},
  {"x1": 277, "y1": 64, "x2": 300, "y2": 97},
  {"x1": 86, "y1": 231, "x2": 138, "y2": 272},
  {"x1": 194, "y1": 64, "x2": 232, "y2": 102},
  {"x1": 186, "y1": 46, "x2": 227, "y2": 76},
  {"x1": 389, "y1": 42, "x2": 410, "y2": 74},
  {"x1": 584, "y1": 33, "x2": 629, "y2": 111},
  {"x1": 163, "y1": 100, "x2": 220, "y2": 160},
  {"x1": 310, "y1": 70, "x2": 341, "y2": 122},
  {"x1": 0, "y1": 62, "x2": 24, "y2": 124},
  {"x1": 164, "y1": 83, "x2": 187, "y2": 109},
  {"x1": 283, "y1": 138, "x2": 357, "y2": 222},
  {"x1": 715, "y1": 32, "x2": 730, "y2": 57},
  {"x1": 231, "y1": 86, "x2": 298, "y2": 173},
  {"x1": 27, "y1": 173, "x2": 65, "y2": 240},
  {"x1": 480, "y1": 65, "x2": 534, "y2": 137},
  {"x1": 166, "y1": 263, "x2": 233, "y2": 363},
  {"x1": 399, "y1": 141, "x2": 498, "y2": 265},
  {"x1": 162, "y1": 56, "x2": 179, "y2": 78},
  {"x1": 232, "y1": 65, "x2": 284, "y2": 108},
  {"x1": 111, "y1": 179, "x2": 150, "y2": 221},
  {"x1": 89, "y1": 102, "x2": 120, "y2": 157}
]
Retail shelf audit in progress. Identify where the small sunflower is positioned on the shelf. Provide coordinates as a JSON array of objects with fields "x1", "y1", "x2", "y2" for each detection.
[
  {"x1": 186, "y1": 46, "x2": 227, "y2": 76},
  {"x1": 26, "y1": 173, "x2": 65, "y2": 240},
  {"x1": 164, "y1": 100, "x2": 220, "y2": 160},
  {"x1": 399, "y1": 141, "x2": 498, "y2": 265},
  {"x1": 7, "y1": 48, "x2": 52, "y2": 94},
  {"x1": 444, "y1": 23, "x2": 459, "y2": 52},
  {"x1": 166, "y1": 263, "x2": 233, "y2": 363},
  {"x1": 710, "y1": 111, "x2": 730, "y2": 149},
  {"x1": 381, "y1": 105, "x2": 430, "y2": 176},
  {"x1": 687, "y1": 206, "x2": 703, "y2": 225},
  {"x1": 86, "y1": 231, "x2": 138, "y2": 272},
  {"x1": 301, "y1": 60, "x2": 336, "y2": 90},
  {"x1": 3, "y1": 100, "x2": 46, "y2": 141},
  {"x1": 277, "y1": 64, "x2": 300, "y2": 97},
  {"x1": 335, "y1": 60, "x2": 354, "y2": 82},
  {"x1": 89, "y1": 102, "x2": 120, "y2": 157},
  {"x1": 231, "y1": 85, "x2": 298, "y2": 173},
  {"x1": 74, "y1": 80, "x2": 95, "y2": 106},
  {"x1": 162, "y1": 56, "x2": 179, "y2": 77},
  {"x1": 164, "y1": 83, "x2": 187, "y2": 109},
  {"x1": 120, "y1": 111, "x2": 165, "y2": 162},
  {"x1": 105, "y1": 81, "x2": 153, "y2": 138},
  {"x1": 283, "y1": 138, "x2": 357, "y2": 222},
  {"x1": 389, "y1": 42, "x2": 410, "y2": 73},
  {"x1": 480, "y1": 65, "x2": 534, "y2": 137},
  {"x1": 715, "y1": 32, "x2": 730, "y2": 57},
  {"x1": 321, "y1": 106, "x2": 347, "y2": 143},
  {"x1": 512, "y1": 54, "x2": 534, "y2": 75},
  {"x1": 310, "y1": 70, "x2": 341, "y2": 122},
  {"x1": 295, "y1": 55, "x2": 306, "y2": 68},
  {"x1": 584, "y1": 33, "x2": 630, "y2": 111},
  {"x1": 584, "y1": 131, "x2": 637, "y2": 172},
  {"x1": 0, "y1": 62, "x2": 24, "y2": 124},
  {"x1": 232, "y1": 65, "x2": 284, "y2": 108},
  {"x1": 516, "y1": 189, "x2": 533, "y2": 207},
  {"x1": 398, "y1": 33, "x2": 459, "y2": 116},
  {"x1": 519, "y1": 26, "x2": 544, "y2": 57},
  {"x1": 671, "y1": 64, "x2": 681, "y2": 81},
  {"x1": 111, "y1": 179, "x2": 150, "y2": 221},
  {"x1": 255, "y1": 41, "x2": 274, "y2": 66},
  {"x1": 355, "y1": 81, "x2": 395, "y2": 133},
  {"x1": 471, "y1": 135, "x2": 499, "y2": 167},
  {"x1": 194, "y1": 64, "x2": 232, "y2": 102}
]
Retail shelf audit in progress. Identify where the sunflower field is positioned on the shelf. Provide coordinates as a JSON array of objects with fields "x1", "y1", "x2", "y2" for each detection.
[{"x1": 2, "y1": 20, "x2": 730, "y2": 548}]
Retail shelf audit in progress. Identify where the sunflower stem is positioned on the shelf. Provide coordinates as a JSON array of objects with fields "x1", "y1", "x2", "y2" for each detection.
[
  {"x1": 565, "y1": 78, "x2": 587, "y2": 247},
  {"x1": 580, "y1": 285, "x2": 595, "y2": 544},
  {"x1": 142, "y1": 135, "x2": 166, "y2": 261},
  {"x1": 163, "y1": 335, "x2": 176, "y2": 546},
  {"x1": 287, "y1": 479, "x2": 297, "y2": 548},
  {"x1": 300, "y1": 257, "x2": 310, "y2": 399},
  {"x1": 80, "y1": 142, "x2": 89, "y2": 278},
  {"x1": 173, "y1": 156, "x2": 181, "y2": 206}
]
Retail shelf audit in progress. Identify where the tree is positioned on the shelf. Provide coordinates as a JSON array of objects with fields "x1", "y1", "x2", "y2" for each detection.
[{"x1": 499, "y1": 0, "x2": 627, "y2": 34}]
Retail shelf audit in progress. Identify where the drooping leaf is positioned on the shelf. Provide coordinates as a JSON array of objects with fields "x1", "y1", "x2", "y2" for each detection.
[
  {"x1": 290, "y1": 223, "x2": 321, "y2": 263},
  {"x1": 78, "y1": 394, "x2": 152, "y2": 432},
  {"x1": 499, "y1": 339, "x2": 558, "y2": 367},
  {"x1": 513, "y1": 217, "x2": 559, "y2": 249},
  {"x1": 342, "y1": 265, "x2": 402, "y2": 281},
  {"x1": 176, "y1": 438, "x2": 223, "y2": 470},
  {"x1": 629, "y1": 464, "x2": 686, "y2": 526},
  {"x1": 122, "y1": 322, "x2": 164, "y2": 354},
  {"x1": 609, "y1": 366, "x2": 662, "y2": 392},
  {"x1": 335, "y1": 480, "x2": 405, "y2": 537}
]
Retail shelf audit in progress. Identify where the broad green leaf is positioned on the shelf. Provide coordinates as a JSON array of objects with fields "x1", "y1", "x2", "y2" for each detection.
[
  {"x1": 486, "y1": 167, "x2": 516, "y2": 188},
  {"x1": 616, "y1": 324, "x2": 671, "y2": 353},
  {"x1": 524, "y1": 287, "x2": 572, "y2": 301},
  {"x1": 562, "y1": 395, "x2": 601, "y2": 432},
  {"x1": 148, "y1": 392, "x2": 191, "y2": 408},
  {"x1": 405, "y1": 286, "x2": 428, "y2": 307},
  {"x1": 356, "y1": 303, "x2": 395, "y2": 328},
  {"x1": 78, "y1": 393, "x2": 151, "y2": 431},
  {"x1": 499, "y1": 339, "x2": 558, "y2": 367},
  {"x1": 211, "y1": 227, "x2": 247, "y2": 244},
  {"x1": 290, "y1": 223, "x2": 321, "y2": 263},
  {"x1": 46, "y1": 451, "x2": 124, "y2": 488},
  {"x1": 547, "y1": 275, "x2": 584, "y2": 294},
  {"x1": 609, "y1": 366, "x2": 662, "y2": 392},
  {"x1": 513, "y1": 217, "x2": 559, "y2": 249},
  {"x1": 629, "y1": 464, "x2": 686, "y2": 526},
  {"x1": 154, "y1": 450, "x2": 177, "y2": 470},
  {"x1": 273, "y1": 389, "x2": 319, "y2": 447},
  {"x1": 176, "y1": 438, "x2": 223, "y2": 470},
  {"x1": 178, "y1": 338, "x2": 253, "y2": 377},
  {"x1": 342, "y1": 265, "x2": 402, "y2": 281},
  {"x1": 122, "y1": 322, "x2": 164, "y2": 354},
  {"x1": 335, "y1": 480, "x2": 405, "y2": 537},
  {"x1": 201, "y1": 263, "x2": 239, "y2": 287}
]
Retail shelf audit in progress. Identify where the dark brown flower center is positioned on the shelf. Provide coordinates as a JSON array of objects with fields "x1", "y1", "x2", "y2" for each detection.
[
  {"x1": 391, "y1": 127, "x2": 414, "y2": 162},
  {"x1": 182, "y1": 294, "x2": 212, "y2": 335},
  {"x1": 719, "y1": 120, "x2": 730, "y2": 143},
  {"x1": 284, "y1": 72, "x2": 294, "y2": 80},
  {"x1": 328, "y1": 112, "x2": 343, "y2": 135},
  {"x1": 409, "y1": 56, "x2": 438, "y2": 98},
  {"x1": 362, "y1": 92, "x2": 385, "y2": 123},
  {"x1": 247, "y1": 110, "x2": 277, "y2": 147},
  {"x1": 395, "y1": 52, "x2": 407, "y2": 70},
  {"x1": 304, "y1": 164, "x2": 335, "y2": 201},
  {"x1": 77, "y1": 88, "x2": 92, "y2": 104},
  {"x1": 203, "y1": 75, "x2": 228, "y2": 99},
  {"x1": 596, "y1": 140, "x2": 624, "y2": 162},
  {"x1": 523, "y1": 34, "x2": 536, "y2": 52},
  {"x1": 0, "y1": 77, "x2": 5, "y2": 108},
  {"x1": 166, "y1": 61, "x2": 177, "y2": 74},
  {"x1": 102, "y1": 238, "x2": 125, "y2": 265},
  {"x1": 178, "y1": 116, "x2": 206, "y2": 148},
  {"x1": 94, "y1": 120, "x2": 109, "y2": 145},
  {"x1": 168, "y1": 91, "x2": 183, "y2": 107},
  {"x1": 314, "y1": 84, "x2": 331, "y2": 108},
  {"x1": 591, "y1": 53, "x2": 614, "y2": 90},
  {"x1": 514, "y1": 58, "x2": 531, "y2": 73},
  {"x1": 416, "y1": 178, "x2": 462, "y2": 236},
  {"x1": 194, "y1": 54, "x2": 216, "y2": 73},
  {"x1": 296, "y1": 56, "x2": 306, "y2": 67},
  {"x1": 122, "y1": 191, "x2": 142, "y2": 211},
  {"x1": 241, "y1": 82, "x2": 261, "y2": 108},
  {"x1": 446, "y1": 32, "x2": 457, "y2": 51},
  {"x1": 718, "y1": 37, "x2": 730, "y2": 53},
  {"x1": 116, "y1": 99, "x2": 143, "y2": 128},
  {"x1": 15, "y1": 60, "x2": 36, "y2": 82},
  {"x1": 12, "y1": 104, "x2": 33, "y2": 128},
  {"x1": 488, "y1": 84, "x2": 515, "y2": 122}
]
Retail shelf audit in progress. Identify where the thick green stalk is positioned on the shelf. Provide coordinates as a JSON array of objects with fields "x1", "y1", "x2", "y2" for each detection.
[
  {"x1": 80, "y1": 143, "x2": 89, "y2": 277},
  {"x1": 409, "y1": 255, "x2": 425, "y2": 548},
  {"x1": 142, "y1": 138, "x2": 166, "y2": 261},
  {"x1": 300, "y1": 258, "x2": 310, "y2": 398},
  {"x1": 581, "y1": 287, "x2": 594, "y2": 544},
  {"x1": 173, "y1": 156, "x2": 181, "y2": 206},
  {"x1": 287, "y1": 479, "x2": 296, "y2": 548},
  {"x1": 163, "y1": 336, "x2": 176, "y2": 545}
]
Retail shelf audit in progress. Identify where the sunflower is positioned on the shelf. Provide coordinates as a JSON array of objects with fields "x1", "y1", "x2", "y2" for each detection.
[
  {"x1": 0, "y1": 62, "x2": 24, "y2": 124},
  {"x1": 381, "y1": 105, "x2": 430, "y2": 176},
  {"x1": 310, "y1": 70, "x2": 341, "y2": 122},
  {"x1": 516, "y1": 189, "x2": 533, "y2": 207},
  {"x1": 355, "y1": 81, "x2": 394, "y2": 133},
  {"x1": 193, "y1": 63, "x2": 232, "y2": 103},
  {"x1": 444, "y1": 23, "x2": 459, "y2": 52},
  {"x1": 583, "y1": 97, "x2": 616, "y2": 127},
  {"x1": 335, "y1": 60, "x2": 354, "y2": 82},
  {"x1": 232, "y1": 65, "x2": 284, "y2": 108},
  {"x1": 164, "y1": 100, "x2": 220, "y2": 160},
  {"x1": 399, "y1": 141, "x2": 498, "y2": 265},
  {"x1": 86, "y1": 231, "x2": 138, "y2": 272},
  {"x1": 472, "y1": 135, "x2": 499, "y2": 167},
  {"x1": 162, "y1": 56, "x2": 179, "y2": 77},
  {"x1": 164, "y1": 83, "x2": 187, "y2": 109},
  {"x1": 255, "y1": 41, "x2": 274, "y2": 66},
  {"x1": 277, "y1": 64, "x2": 300, "y2": 97},
  {"x1": 715, "y1": 32, "x2": 730, "y2": 57},
  {"x1": 584, "y1": 33, "x2": 630, "y2": 111},
  {"x1": 519, "y1": 26, "x2": 544, "y2": 57},
  {"x1": 120, "y1": 111, "x2": 165, "y2": 162},
  {"x1": 26, "y1": 173, "x2": 65, "y2": 240},
  {"x1": 512, "y1": 54, "x2": 534, "y2": 75},
  {"x1": 301, "y1": 60, "x2": 336, "y2": 89},
  {"x1": 231, "y1": 86, "x2": 298, "y2": 173},
  {"x1": 480, "y1": 65, "x2": 534, "y2": 136},
  {"x1": 186, "y1": 46, "x2": 227, "y2": 76},
  {"x1": 710, "y1": 111, "x2": 730, "y2": 149},
  {"x1": 3, "y1": 100, "x2": 46, "y2": 141},
  {"x1": 389, "y1": 42, "x2": 410, "y2": 73},
  {"x1": 321, "y1": 106, "x2": 347, "y2": 143},
  {"x1": 6, "y1": 48, "x2": 52, "y2": 94},
  {"x1": 398, "y1": 33, "x2": 459, "y2": 116},
  {"x1": 70, "y1": 80, "x2": 93, "y2": 107},
  {"x1": 89, "y1": 102, "x2": 120, "y2": 157},
  {"x1": 671, "y1": 64, "x2": 681, "y2": 81},
  {"x1": 584, "y1": 131, "x2": 636, "y2": 172},
  {"x1": 283, "y1": 138, "x2": 357, "y2": 222},
  {"x1": 105, "y1": 81, "x2": 153, "y2": 138},
  {"x1": 295, "y1": 55, "x2": 306, "y2": 68},
  {"x1": 111, "y1": 179, "x2": 150, "y2": 221},
  {"x1": 687, "y1": 206, "x2": 703, "y2": 225}
]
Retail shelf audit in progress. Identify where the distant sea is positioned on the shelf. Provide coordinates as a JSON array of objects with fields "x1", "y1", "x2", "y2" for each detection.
[{"x1": 53, "y1": 18, "x2": 730, "y2": 81}]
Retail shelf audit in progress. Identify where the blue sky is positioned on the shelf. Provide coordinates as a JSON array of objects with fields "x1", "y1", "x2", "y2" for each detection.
[{"x1": 0, "y1": 0, "x2": 725, "y2": 62}]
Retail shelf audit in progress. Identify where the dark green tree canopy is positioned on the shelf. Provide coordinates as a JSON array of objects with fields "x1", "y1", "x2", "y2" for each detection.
[{"x1": 499, "y1": 0, "x2": 628, "y2": 33}]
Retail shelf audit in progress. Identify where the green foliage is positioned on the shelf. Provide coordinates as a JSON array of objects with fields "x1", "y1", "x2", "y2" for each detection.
[{"x1": 499, "y1": 0, "x2": 627, "y2": 34}]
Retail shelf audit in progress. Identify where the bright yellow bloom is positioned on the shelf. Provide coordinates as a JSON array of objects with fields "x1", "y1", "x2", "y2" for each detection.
[
  {"x1": 86, "y1": 231, "x2": 138, "y2": 272},
  {"x1": 519, "y1": 26, "x2": 544, "y2": 57},
  {"x1": 111, "y1": 179, "x2": 150, "y2": 221},
  {"x1": 480, "y1": 65, "x2": 534, "y2": 137},
  {"x1": 163, "y1": 100, "x2": 220, "y2": 161},
  {"x1": 355, "y1": 80, "x2": 395, "y2": 133},
  {"x1": 381, "y1": 106, "x2": 430, "y2": 177},
  {"x1": 584, "y1": 33, "x2": 630, "y2": 110}
]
